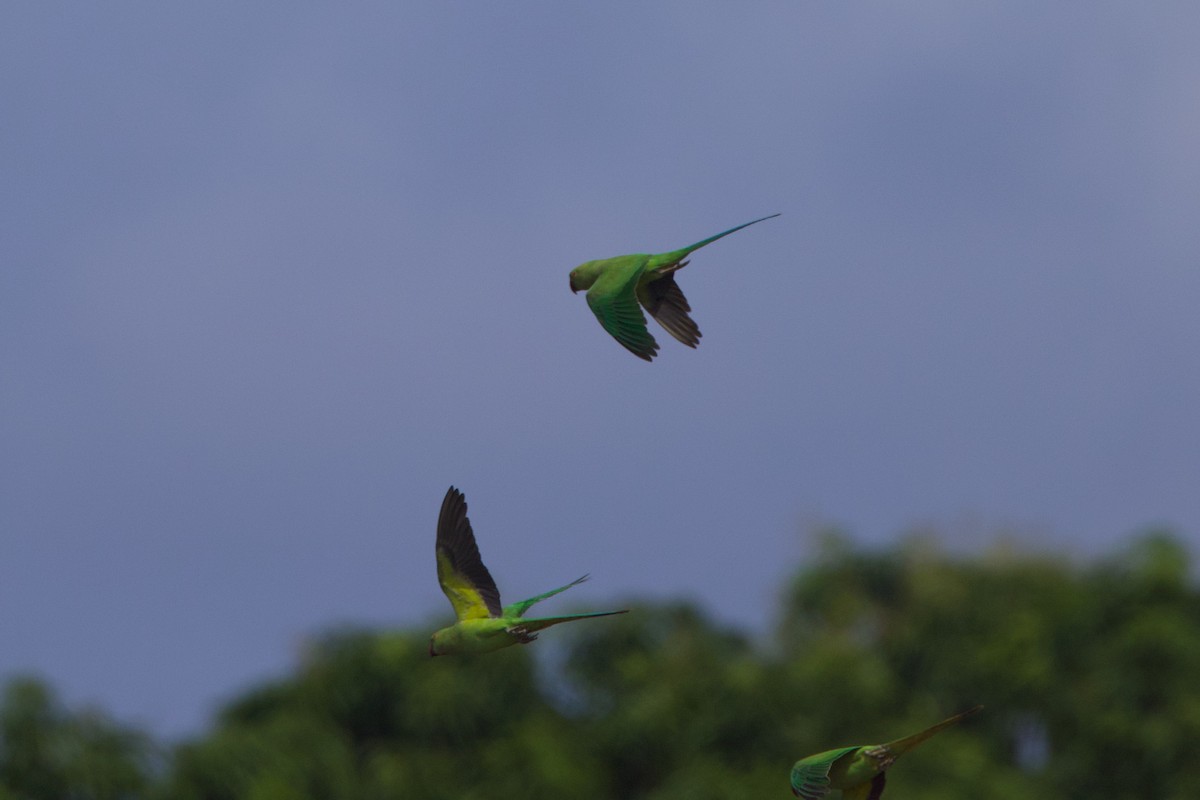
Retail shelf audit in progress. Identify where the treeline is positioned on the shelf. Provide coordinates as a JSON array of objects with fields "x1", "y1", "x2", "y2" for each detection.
[{"x1": 3, "y1": 531, "x2": 1198, "y2": 799}]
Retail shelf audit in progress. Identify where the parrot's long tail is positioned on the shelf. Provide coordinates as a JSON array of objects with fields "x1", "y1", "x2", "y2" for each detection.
[
  {"x1": 654, "y1": 213, "x2": 780, "y2": 266},
  {"x1": 884, "y1": 705, "x2": 983, "y2": 757},
  {"x1": 515, "y1": 609, "x2": 630, "y2": 635}
]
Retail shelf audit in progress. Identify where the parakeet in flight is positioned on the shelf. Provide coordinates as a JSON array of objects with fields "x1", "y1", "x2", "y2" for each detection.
[
  {"x1": 429, "y1": 486, "x2": 628, "y2": 656},
  {"x1": 568, "y1": 213, "x2": 780, "y2": 361},
  {"x1": 790, "y1": 706, "x2": 982, "y2": 800}
]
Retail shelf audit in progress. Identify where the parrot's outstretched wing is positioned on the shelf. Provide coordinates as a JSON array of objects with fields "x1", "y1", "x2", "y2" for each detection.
[
  {"x1": 637, "y1": 273, "x2": 700, "y2": 348},
  {"x1": 435, "y1": 487, "x2": 502, "y2": 620}
]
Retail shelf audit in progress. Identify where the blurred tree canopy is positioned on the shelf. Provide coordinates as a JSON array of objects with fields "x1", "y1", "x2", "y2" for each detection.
[
  {"x1": 0, "y1": 677, "x2": 156, "y2": 799},
  {"x1": 4, "y1": 531, "x2": 1198, "y2": 799}
]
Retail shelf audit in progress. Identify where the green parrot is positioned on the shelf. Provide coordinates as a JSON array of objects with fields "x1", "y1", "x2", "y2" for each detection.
[
  {"x1": 568, "y1": 213, "x2": 780, "y2": 361},
  {"x1": 429, "y1": 486, "x2": 628, "y2": 656},
  {"x1": 790, "y1": 706, "x2": 982, "y2": 800}
]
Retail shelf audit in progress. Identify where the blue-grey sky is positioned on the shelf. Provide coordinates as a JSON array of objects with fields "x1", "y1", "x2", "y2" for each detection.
[{"x1": 3, "y1": 3, "x2": 1198, "y2": 737}]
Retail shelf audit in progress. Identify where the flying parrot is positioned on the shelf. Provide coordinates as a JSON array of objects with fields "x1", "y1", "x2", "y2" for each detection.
[
  {"x1": 429, "y1": 486, "x2": 628, "y2": 656},
  {"x1": 568, "y1": 213, "x2": 780, "y2": 361},
  {"x1": 790, "y1": 706, "x2": 982, "y2": 800}
]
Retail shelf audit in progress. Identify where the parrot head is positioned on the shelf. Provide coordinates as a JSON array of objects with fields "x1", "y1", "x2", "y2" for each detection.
[
  {"x1": 568, "y1": 261, "x2": 603, "y2": 294},
  {"x1": 429, "y1": 625, "x2": 462, "y2": 657}
]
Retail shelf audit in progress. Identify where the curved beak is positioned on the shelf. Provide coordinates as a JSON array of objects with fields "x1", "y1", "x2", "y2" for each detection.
[{"x1": 569, "y1": 275, "x2": 579, "y2": 294}]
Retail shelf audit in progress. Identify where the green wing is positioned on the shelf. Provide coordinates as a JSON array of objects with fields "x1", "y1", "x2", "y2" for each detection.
[
  {"x1": 790, "y1": 747, "x2": 859, "y2": 799},
  {"x1": 503, "y1": 574, "x2": 589, "y2": 618},
  {"x1": 435, "y1": 486, "x2": 502, "y2": 621},
  {"x1": 585, "y1": 256, "x2": 659, "y2": 361}
]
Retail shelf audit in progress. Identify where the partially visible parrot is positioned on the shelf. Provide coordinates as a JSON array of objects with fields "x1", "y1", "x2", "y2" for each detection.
[
  {"x1": 568, "y1": 213, "x2": 780, "y2": 361},
  {"x1": 429, "y1": 486, "x2": 628, "y2": 656},
  {"x1": 789, "y1": 706, "x2": 982, "y2": 800}
]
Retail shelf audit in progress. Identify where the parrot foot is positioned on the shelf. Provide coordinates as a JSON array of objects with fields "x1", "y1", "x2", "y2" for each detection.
[
  {"x1": 863, "y1": 746, "x2": 895, "y2": 770},
  {"x1": 509, "y1": 626, "x2": 540, "y2": 644}
]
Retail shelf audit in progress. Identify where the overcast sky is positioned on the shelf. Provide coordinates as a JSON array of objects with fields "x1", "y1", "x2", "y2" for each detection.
[{"x1": 3, "y1": 2, "x2": 1198, "y2": 738}]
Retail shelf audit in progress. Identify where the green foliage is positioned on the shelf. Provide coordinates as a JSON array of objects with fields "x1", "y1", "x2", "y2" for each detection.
[
  {"x1": 4, "y1": 530, "x2": 1198, "y2": 798},
  {"x1": 158, "y1": 630, "x2": 564, "y2": 799},
  {"x1": 0, "y1": 677, "x2": 156, "y2": 800}
]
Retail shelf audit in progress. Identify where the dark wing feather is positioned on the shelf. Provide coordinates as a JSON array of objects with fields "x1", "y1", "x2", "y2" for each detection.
[
  {"x1": 436, "y1": 486, "x2": 502, "y2": 618},
  {"x1": 637, "y1": 272, "x2": 701, "y2": 348}
]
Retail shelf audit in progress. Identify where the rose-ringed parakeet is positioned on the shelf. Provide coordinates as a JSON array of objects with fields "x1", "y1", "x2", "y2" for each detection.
[
  {"x1": 568, "y1": 213, "x2": 780, "y2": 361},
  {"x1": 790, "y1": 706, "x2": 982, "y2": 800},
  {"x1": 429, "y1": 486, "x2": 628, "y2": 656}
]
